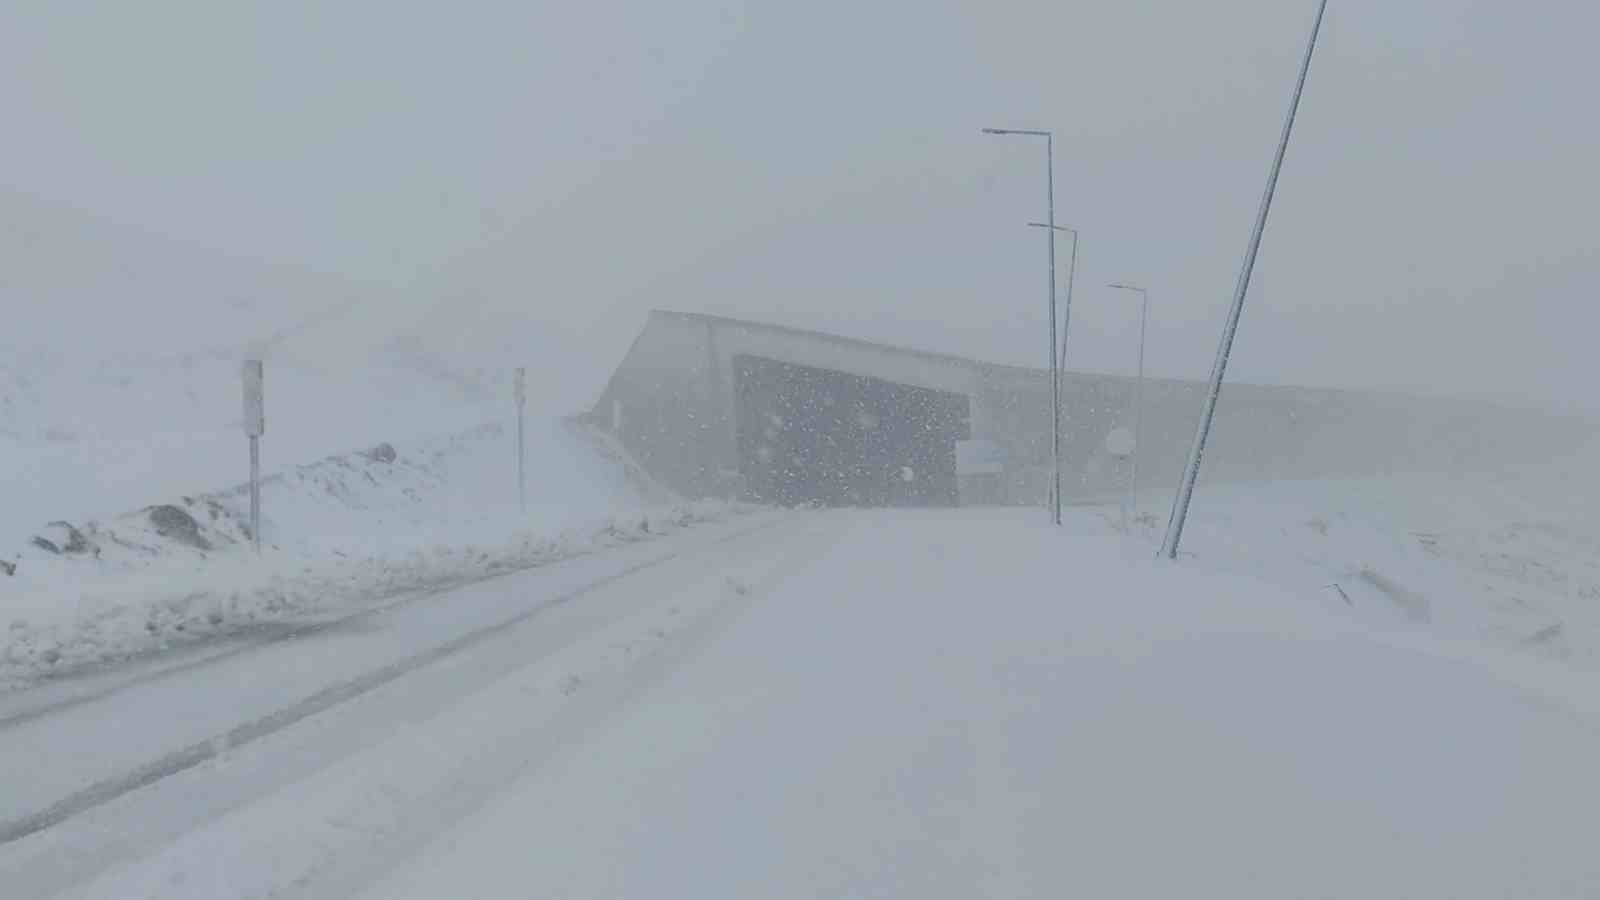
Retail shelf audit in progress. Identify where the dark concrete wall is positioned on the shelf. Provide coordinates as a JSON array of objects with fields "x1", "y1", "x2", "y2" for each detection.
[
  {"x1": 732, "y1": 355, "x2": 970, "y2": 507},
  {"x1": 589, "y1": 316, "x2": 738, "y2": 499},
  {"x1": 974, "y1": 368, "x2": 1590, "y2": 505}
]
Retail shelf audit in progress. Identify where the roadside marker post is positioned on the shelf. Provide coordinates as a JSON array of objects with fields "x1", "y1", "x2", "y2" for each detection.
[
  {"x1": 242, "y1": 360, "x2": 265, "y2": 553},
  {"x1": 515, "y1": 367, "x2": 527, "y2": 513}
]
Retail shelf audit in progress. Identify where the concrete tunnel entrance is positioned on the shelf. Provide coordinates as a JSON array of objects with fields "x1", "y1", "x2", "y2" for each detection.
[{"x1": 732, "y1": 354, "x2": 972, "y2": 507}]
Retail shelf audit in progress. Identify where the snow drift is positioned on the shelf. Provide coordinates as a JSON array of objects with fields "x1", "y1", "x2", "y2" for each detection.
[
  {"x1": 0, "y1": 420, "x2": 750, "y2": 689},
  {"x1": 1118, "y1": 461, "x2": 1600, "y2": 668}
]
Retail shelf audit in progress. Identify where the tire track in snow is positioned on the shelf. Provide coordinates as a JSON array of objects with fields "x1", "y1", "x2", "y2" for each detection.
[
  {"x1": 0, "y1": 516, "x2": 787, "y2": 847},
  {"x1": 285, "y1": 517, "x2": 849, "y2": 900}
]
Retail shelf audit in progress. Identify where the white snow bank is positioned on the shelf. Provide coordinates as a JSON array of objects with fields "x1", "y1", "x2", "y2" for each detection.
[
  {"x1": 0, "y1": 420, "x2": 752, "y2": 688},
  {"x1": 1109, "y1": 463, "x2": 1600, "y2": 667}
]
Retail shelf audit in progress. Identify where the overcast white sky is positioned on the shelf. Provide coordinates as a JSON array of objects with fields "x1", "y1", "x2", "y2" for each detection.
[{"x1": 4, "y1": 0, "x2": 1597, "y2": 413}]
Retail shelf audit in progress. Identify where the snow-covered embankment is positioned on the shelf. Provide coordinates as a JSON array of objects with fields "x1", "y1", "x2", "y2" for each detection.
[{"x1": 1, "y1": 421, "x2": 749, "y2": 687}]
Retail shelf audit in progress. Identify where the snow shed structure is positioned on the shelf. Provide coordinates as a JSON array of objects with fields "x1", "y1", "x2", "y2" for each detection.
[{"x1": 587, "y1": 310, "x2": 1587, "y2": 507}]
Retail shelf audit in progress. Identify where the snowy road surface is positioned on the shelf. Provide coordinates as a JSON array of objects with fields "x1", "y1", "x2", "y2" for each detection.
[
  {"x1": 5, "y1": 509, "x2": 1600, "y2": 898},
  {"x1": 0, "y1": 511, "x2": 798, "y2": 897}
]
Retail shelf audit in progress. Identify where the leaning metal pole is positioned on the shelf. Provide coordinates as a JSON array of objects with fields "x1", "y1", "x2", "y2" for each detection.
[
  {"x1": 1160, "y1": 0, "x2": 1330, "y2": 559},
  {"x1": 1058, "y1": 228, "x2": 1078, "y2": 374},
  {"x1": 1046, "y1": 134, "x2": 1062, "y2": 526}
]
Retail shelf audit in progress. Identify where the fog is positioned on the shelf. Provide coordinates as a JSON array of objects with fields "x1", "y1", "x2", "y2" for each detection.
[
  {"x1": 12, "y1": 6, "x2": 1600, "y2": 893},
  {"x1": 5, "y1": 0, "x2": 1598, "y2": 416}
]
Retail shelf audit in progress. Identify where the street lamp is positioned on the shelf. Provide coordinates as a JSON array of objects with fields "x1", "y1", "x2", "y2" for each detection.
[
  {"x1": 985, "y1": 127, "x2": 1063, "y2": 525},
  {"x1": 1107, "y1": 283, "x2": 1149, "y2": 533},
  {"x1": 1030, "y1": 222, "x2": 1079, "y2": 510},
  {"x1": 1026, "y1": 223, "x2": 1079, "y2": 373}
]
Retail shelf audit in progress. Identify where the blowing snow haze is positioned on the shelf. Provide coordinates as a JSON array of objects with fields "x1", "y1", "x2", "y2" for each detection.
[
  {"x1": 3, "y1": 0, "x2": 1598, "y2": 415},
  {"x1": 13, "y1": 4, "x2": 1600, "y2": 898}
]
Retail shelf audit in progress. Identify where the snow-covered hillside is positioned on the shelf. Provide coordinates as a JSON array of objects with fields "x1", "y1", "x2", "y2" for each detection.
[
  {"x1": 0, "y1": 228, "x2": 736, "y2": 688},
  {"x1": 1, "y1": 188, "x2": 597, "y2": 555},
  {"x1": 0, "y1": 351, "x2": 504, "y2": 550}
]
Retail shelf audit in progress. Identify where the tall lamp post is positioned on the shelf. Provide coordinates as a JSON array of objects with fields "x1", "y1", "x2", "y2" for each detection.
[
  {"x1": 985, "y1": 127, "x2": 1063, "y2": 525},
  {"x1": 1026, "y1": 223, "x2": 1079, "y2": 374},
  {"x1": 1030, "y1": 221, "x2": 1078, "y2": 508},
  {"x1": 1107, "y1": 283, "x2": 1149, "y2": 532}
]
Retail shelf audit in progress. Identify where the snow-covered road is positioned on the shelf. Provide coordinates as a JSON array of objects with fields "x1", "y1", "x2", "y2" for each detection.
[
  {"x1": 6, "y1": 508, "x2": 1600, "y2": 898},
  {"x1": 0, "y1": 510, "x2": 809, "y2": 898}
]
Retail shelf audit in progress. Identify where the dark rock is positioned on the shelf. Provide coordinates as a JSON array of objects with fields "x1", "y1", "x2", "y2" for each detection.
[
  {"x1": 27, "y1": 521, "x2": 97, "y2": 557},
  {"x1": 147, "y1": 505, "x2": 213, "y2": 550},
  {"x1": 47, "y1": 522, "x2": 95, "y2": 555},
  {"x1": 1, "y1": 559, "x2": 15, "y2": 576},
  {"x1": 363, "y1": 443, "x2": 398, "y2": 464}
]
